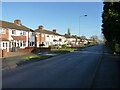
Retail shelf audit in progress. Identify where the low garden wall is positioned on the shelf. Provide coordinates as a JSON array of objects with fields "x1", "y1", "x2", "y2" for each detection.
[
  {"x1": 0, "y1": 49, "x2": 7, "y2": 57},
  {"x1": 18, "y1": 47, "x2": 51, "y2": 53}
]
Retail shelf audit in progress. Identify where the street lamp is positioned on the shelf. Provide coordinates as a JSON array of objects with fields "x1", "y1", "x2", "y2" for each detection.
[{"x1": 79, "y1": 14, "x2": 87, "y2": 46}]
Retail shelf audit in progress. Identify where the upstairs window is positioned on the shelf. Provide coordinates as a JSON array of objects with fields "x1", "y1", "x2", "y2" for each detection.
[
  {"x1": 42, "y1": 34, "x2": 44, "y2": 37},
  {"x1": 12, "y1": 30, "x2": 16, "y2": 34},
  {"x1": 23, "y1": 32, "x2": 26, "y2": 35},
  {"x1": 20, "y1": 32, "x2": 23, "y2": 35},
  {"x1": 31, "y1": 32, "x2": 34, "y2": 36},
  {"x1": 0, "y1": 28, "x2": 6, "y2": 34}
]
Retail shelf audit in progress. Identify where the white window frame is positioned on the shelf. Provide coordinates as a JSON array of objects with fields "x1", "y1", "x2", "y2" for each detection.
[
  {"x1": 12, "y1": 30, "x2": 16, "y2": 35},
  {"x1": 31, "y1": 32, "x2": 34, "y2": 36},
  {"x1": 0, "y1": 28, "x2": 6, "y2": 34},
  {"x1": 42, "y1": 34, "x2": 44, "y2": 37},
  {"x1": 23, "y1": 31, "x2": 26, "y2": 36}
]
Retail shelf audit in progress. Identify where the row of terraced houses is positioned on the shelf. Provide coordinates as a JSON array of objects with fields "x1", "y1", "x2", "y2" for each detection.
[{"x1": 0, "y1": 19, "x2": 93, "y2": 53}]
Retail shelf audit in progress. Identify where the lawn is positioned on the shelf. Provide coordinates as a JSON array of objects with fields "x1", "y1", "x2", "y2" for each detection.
[
  {"x1": 49, "y1": 48, "x2": 77, "y2": 54},
  {"x1": 21, "y1": 55, "x2": 49, "y2": 60}
]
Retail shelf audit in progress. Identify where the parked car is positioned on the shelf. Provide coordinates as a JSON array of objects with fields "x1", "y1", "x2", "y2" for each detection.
[
  {"x1": 66, "y1": 44, "x2": 72, "y2": 47},
  {"x1": 53, "y1": 44, "x2": 62, "y2": 49}
]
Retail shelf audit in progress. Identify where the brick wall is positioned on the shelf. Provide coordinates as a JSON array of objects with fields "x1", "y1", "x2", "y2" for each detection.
[
  {"x1": 0, "y1": 49, "x2": 2, "y2": 57},
  {"x1": 36, "y1": 34, "x2": 46, "y2": 42},
  {"x1": 0, "y1": 49, "x2": 7, "y2": 57},
  {"x1": 18, "y1": 47, "x2": 50, "y2": 53},
  {"x1": 18, "y1": 48, "x2": 34, "y2": 53}
]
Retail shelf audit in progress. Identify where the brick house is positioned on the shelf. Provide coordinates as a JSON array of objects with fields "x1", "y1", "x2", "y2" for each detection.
[
  {"x1": 0, "y1": 20, "x2": 35, "y2": 52},
  {"x1": 35, "y1": 26, "x2": 66, "y2": 47}
]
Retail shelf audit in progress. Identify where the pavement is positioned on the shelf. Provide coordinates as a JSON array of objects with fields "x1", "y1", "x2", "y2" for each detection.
[
  {"x1": 91, "y1": 46, "x2": 120, "y2": 88},
  {"x1": 2, "y1": 44, "x2": 120, "y2": 88}
]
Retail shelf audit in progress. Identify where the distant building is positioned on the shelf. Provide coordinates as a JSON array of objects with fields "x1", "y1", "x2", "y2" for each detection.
[{"x1": 68, "y1": 28, "x2": 71, "y2": 36}]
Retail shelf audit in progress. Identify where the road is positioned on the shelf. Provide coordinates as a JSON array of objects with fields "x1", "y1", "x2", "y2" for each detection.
[{"x1": 2, "y1": 44, "x2": 120, "y2": 88}]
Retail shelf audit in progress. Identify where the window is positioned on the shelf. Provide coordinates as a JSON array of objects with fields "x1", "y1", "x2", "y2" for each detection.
[
  {"x1": 20, "y1": 42, "x2": 22, "y2": 47},
  {"x1": 17, "y1": 43, "x2": 19, "y2": 47},
  {"x1": 15, "y1": 43, "x2": 16, "y2": 47},
  {"x1": 23, "y1": 32, "x2": 26, "y2": 35},
  {"x1": 31, "y1": 32, "x2": 34, "y2": 36},
  {"x1": 36, "y1": 33, "x2": 39, "y2": 37},
  {"x1": 42, "y1": 34, "x2": 44, "y2": 37},
  {"x1": 32, "y1": 42, "x2": 34, "y2": 46},
  {"x1": 3, "y1": 43, "x2": 5, "y2": 47},
  {"x1": 12, "y1": 30, "x2": 16, "y2": 34},
  {"x1": 6, "y1": 43, "x2": 7, "y2": 47},
  {"x1": 29, "y1": 42, "x2": 34, "y2": 46},
  {"x1": 23, "y1": 42, "x2": 26, "y2": 46},
  {"x1": 0, "y1": 28, "x2": 6, "y2": 34},
  {"x1": 20, "y1": 32, "x2": 22, "y2": 35}
]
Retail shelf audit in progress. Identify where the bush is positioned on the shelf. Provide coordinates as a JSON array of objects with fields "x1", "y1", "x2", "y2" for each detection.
[
  {"x1": 105, "y1": 41, "x2": 120, "y2": 55},
  {"x1": 115, "y1": 43, "x2": 120, "y2": 53},
  {"x1": 62, "y1": 44, "x2": 67, "y2": 48},
  {"x1": 49, "y1": 45, "x2": 55, "y2": 49}
]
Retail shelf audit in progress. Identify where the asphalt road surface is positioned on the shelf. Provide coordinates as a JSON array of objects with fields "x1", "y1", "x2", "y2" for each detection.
[{"x1": 2, "y1": 44, "x2": 120, "y2": 88}]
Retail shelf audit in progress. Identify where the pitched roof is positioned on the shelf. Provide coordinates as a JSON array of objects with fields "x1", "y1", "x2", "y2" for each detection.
[
  {"x1": 0, "y1": 20, "x2": 33, "y2": 32},
  {"x1": 35, "y1": 29, "x2": 63, "y2": 36}
]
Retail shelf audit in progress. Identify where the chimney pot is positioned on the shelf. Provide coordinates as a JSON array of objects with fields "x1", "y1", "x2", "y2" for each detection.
[
  {"x1": 38, "y1": 26, "x2": 44, "y2": 30},
  {"x1": 53, "y1": 29, "x2": 56, "y2": 33},
  {"x1": 14, "y1": 20, "x2": 21, "y2": 25}
]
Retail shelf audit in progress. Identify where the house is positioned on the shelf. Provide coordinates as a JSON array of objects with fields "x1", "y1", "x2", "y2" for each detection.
[
  {"x1": 64, "y1": 29, "x2": 78, "y2": 45},
  {"x1": 34, "y1": 26, "x2": 66, "y2": 47},
  {"x1": 0, "y1": 19, "x2": 90, "y2": 53},
  {"x1": 0, "y1": 20, "x2": 35, "y2": 52}
]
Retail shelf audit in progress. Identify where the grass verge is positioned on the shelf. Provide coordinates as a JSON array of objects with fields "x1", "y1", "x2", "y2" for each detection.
[
  {"x1": 49, "y1": 48, "x2": 77, "y2": 54},
  {"x1": 21, "y1": 55, "x2": 49, "y2": 60}
]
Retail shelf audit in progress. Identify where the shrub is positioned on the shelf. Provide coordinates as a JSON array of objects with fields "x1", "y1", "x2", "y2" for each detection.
[
  {"x1": 62, "y1": 44, "x2": 67, "y2": 48},
  {"x1": 49, "y1": 45, "x2": 55, "y2": 49},
  {"x1": 115, "y1": 43, "x2": 120, "y2": 53}
]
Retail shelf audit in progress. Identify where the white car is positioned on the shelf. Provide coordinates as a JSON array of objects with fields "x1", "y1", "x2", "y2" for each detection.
[{"x1": 53, "y1": 44, "x2": 62, "y2": 49}]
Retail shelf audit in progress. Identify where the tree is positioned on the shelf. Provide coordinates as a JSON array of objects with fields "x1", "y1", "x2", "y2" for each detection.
[
  {"x1": 102, "y1": 2, "x2": 120, "y2": 54},
  {"x1": 102, "y1": 2, "x2": 120, "y2": 43},
  {"x1": 80, "y1": 36, "x2": 87, "y2": 40},
  {"x1": 90, "y1": 35, "x2": 98, "y2": 41}
]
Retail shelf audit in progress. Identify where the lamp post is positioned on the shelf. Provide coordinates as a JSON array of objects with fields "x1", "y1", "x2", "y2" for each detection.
[{"x1": 79, "y1": 14, "x2": 87, "y2": 46}]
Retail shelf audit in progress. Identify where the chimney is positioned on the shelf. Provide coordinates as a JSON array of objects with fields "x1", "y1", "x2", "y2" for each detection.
[
  {"x1": 14, "y1": 19, "x2": 21, "y2": 25},
  {"x1": 38, "y1": 25, "x2": 44, "y2": 30},
  {"x1": 53, "y1": 29, "x2": 56, "y2": 33}
]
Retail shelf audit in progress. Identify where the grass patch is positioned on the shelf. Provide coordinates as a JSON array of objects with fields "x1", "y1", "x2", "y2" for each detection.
[
  {"x1": 49, "y1": 50, "x2": 69, "y2": 54},
  {"x1": 49, "y1": 48, "x2": 77, "y2": 54},
  {"x1": 21, "y1": 55, "x2": 49, "y2": 60},
  {"x1": 61, "y1": 48, "x2": 77, "y2": 51}
]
